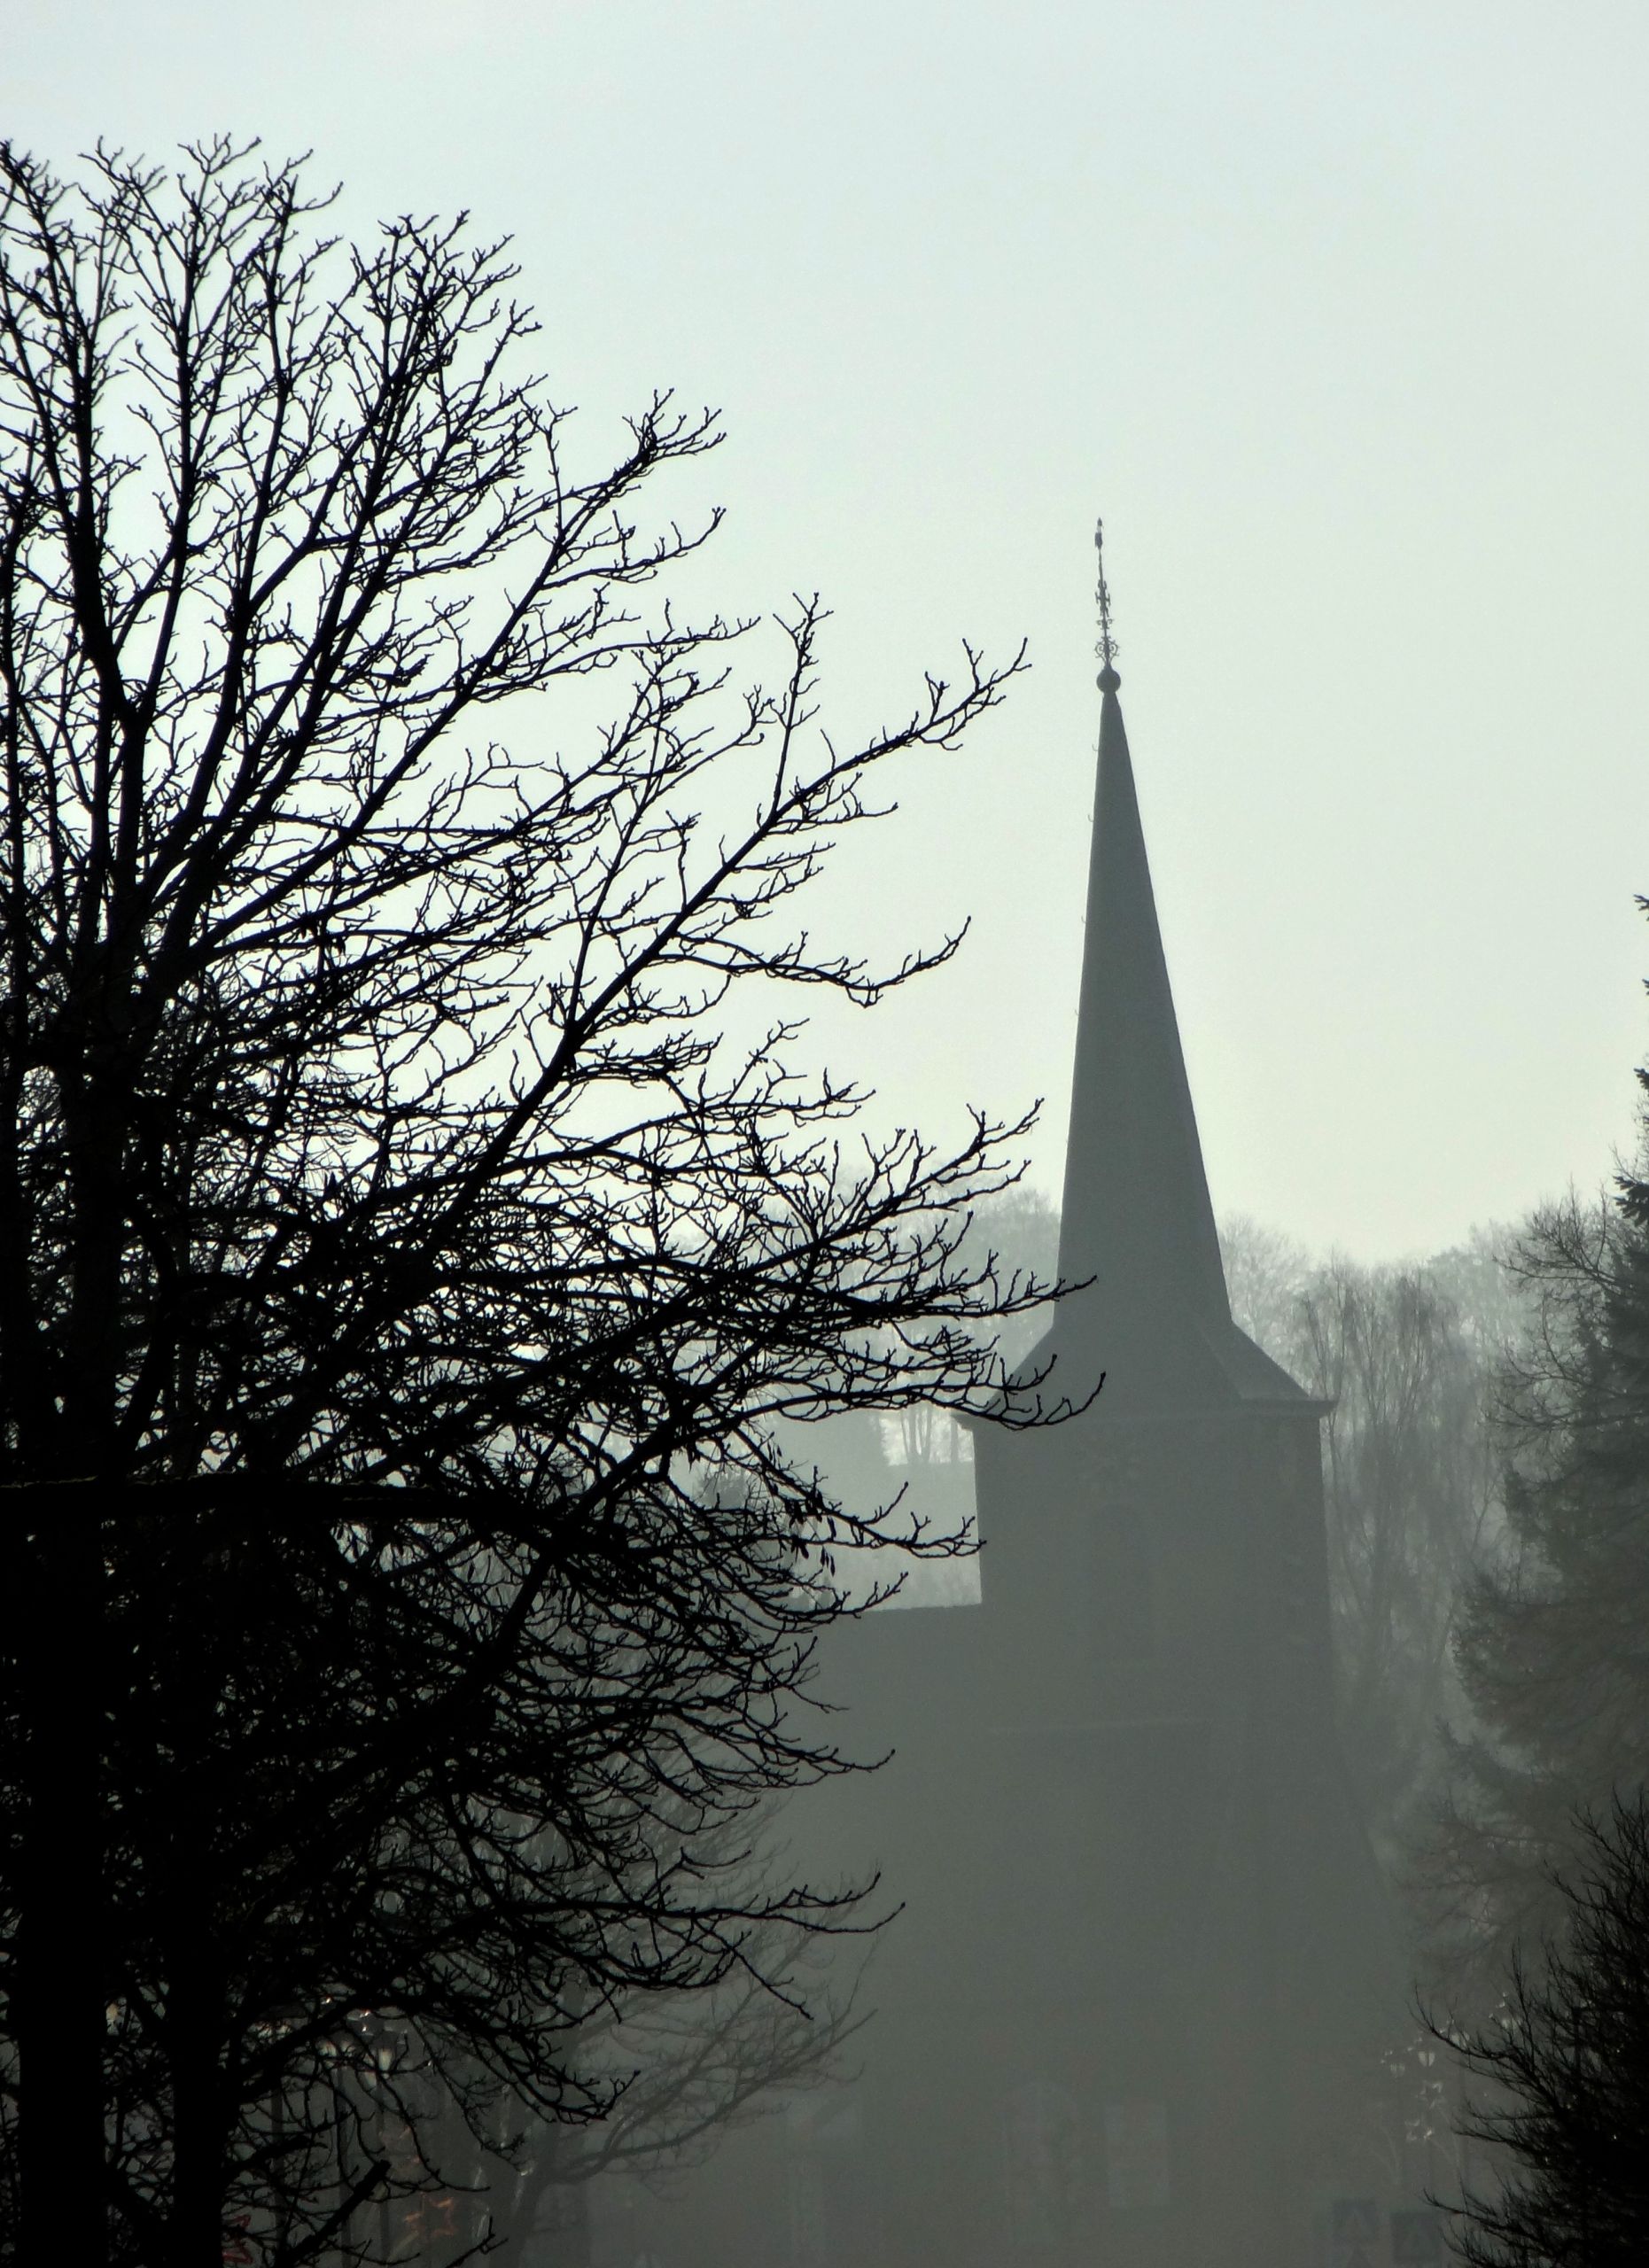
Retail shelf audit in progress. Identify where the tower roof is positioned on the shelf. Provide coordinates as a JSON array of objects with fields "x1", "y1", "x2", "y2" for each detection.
[
  {"x1": 1056, "y1": 673, "x2": 1229, "y2": 1325},
  {"x1": 1032, "y1": 532, "x2": 1312, "y2": 1418}
]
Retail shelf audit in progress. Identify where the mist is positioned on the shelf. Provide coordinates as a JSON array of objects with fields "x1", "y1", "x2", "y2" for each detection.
[{"x1": 4, "y1": 9, "x2": 1648, "y2": 2267}]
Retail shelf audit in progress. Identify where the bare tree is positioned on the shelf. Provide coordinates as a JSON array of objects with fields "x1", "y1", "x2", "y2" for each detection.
[
  {"x1": 1221, "y1": 1224, "x2": 1501, "y2": 1870},
  {"x1": 0, "y1": 139, "x2": 1051, "y2": 2267},
  {"x1": 475, "y1": 1845, "x2": 867, "y2": 2267},
  {"x1": 312, "y1": 1807, "x2": 867, "y2": 2268},
  {"x1": 1297, "y1": 1261, "x2": 1500, "y2": 1867}
]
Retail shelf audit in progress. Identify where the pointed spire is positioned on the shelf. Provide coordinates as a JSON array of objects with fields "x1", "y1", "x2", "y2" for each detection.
[{"x1": 1055, "y1": 524, "x2": 1234, "y2": 1394}]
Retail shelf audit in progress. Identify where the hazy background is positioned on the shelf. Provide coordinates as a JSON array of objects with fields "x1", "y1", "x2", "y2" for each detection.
[{"x1": 11, "y1": 0, "x2": 1647, "y2": 1258}]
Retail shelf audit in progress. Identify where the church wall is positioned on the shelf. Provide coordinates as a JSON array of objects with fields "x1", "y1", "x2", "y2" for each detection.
[{"x1": 587, "y1": 1396, "x2": 1405, "y2": 2268}]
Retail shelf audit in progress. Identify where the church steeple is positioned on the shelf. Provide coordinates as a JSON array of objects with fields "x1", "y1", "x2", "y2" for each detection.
[
  {"x1": 1051, "y1": 525, "x2": 1303, "y2": 1410},
  {"x1": 1057, "y1": 524, "x2": 1229, "y2": 1329}
]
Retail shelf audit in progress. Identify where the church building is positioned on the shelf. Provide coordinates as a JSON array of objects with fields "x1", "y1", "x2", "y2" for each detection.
[{"x1": 592, "y1": 534, "x2": 1409, "y2": 2268}]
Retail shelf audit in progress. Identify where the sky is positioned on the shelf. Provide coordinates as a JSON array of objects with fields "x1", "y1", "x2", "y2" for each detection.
[{"x1": 9, "y1": 0, "x2": 1649, "y2": 1258}]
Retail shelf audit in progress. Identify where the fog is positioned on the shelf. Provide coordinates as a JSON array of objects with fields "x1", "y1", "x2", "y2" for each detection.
[
  {"x1": 576, "y1": 617, "x2": 1463, "y2": 2267},
  {"x1": 7, "y1": 10, "x2": 1647, "y2": 2267},
  {"x1": 11, "y1": 0, "x2": 1649, "y2": 1256}
]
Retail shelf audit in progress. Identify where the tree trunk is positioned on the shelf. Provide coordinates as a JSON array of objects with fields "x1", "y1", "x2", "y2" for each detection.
[
  {"x1": 17, "y1": 1492, "x2": 108, "y2": 2268},
  {"x1": 168, "y1": 1951, "x2": 230, "y2": 2268},
  {"x1": 165, "y1": 1545, "x2": 232, "y2": 2268}
]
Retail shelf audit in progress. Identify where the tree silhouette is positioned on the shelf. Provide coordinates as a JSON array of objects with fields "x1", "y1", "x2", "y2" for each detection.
[
  {"x1": 1220, "y1": 1221, "x2": 1502, "y2": 1872},
  {"x1": 0, "y1": 139, "x2": 1050, "y2": 2266},
  {"x1": 1433, "y1": 1184, "x2": 1649, "y2": 1992},
  {"x1": 1439, "y1": 1798, "x2": 1649, "y2": 2267}
]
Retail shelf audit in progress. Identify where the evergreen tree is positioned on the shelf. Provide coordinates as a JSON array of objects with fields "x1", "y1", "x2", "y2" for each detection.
[
  {"x1": 1433, "y1": 1177, "x2": 1649, "y2": 1983},
  {"x1": 1441, "y1": 1798, "x2": 1649, "y2": 2268}
]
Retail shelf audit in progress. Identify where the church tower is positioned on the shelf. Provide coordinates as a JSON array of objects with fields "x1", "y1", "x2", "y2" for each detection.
[
  {"x1": 590, "y1": 532, "x2": 1406, "y2": 2268},
  {"x1": 964, "y1": 526, "x2": 1400, "y2": 2266}
]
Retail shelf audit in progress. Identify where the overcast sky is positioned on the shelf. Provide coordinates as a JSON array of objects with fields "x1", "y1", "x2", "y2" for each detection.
[{"x1": 11, "y1": 1, "x2": 1649, "y2": 1258}]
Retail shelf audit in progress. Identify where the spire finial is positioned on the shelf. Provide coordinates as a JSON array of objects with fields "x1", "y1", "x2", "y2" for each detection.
[{"x1": 1094, "y1": 518, "x2": 1121, "y2": 695}]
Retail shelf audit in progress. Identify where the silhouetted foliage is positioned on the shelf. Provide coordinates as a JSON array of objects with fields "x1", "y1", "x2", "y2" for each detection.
[
  {"x1": 0, "y1": 137, "x2": 1047, "y2": 2267},
  {"x1": 1438, "y1": 1798, "x2": 1649, "y2": 2268},
  {"x1": 1434, "y1": 1184, "x2": 1649, "y2": 1987},
  {"x1": 472, "y1": 1850, "x2": 864, "y2": 2266}
]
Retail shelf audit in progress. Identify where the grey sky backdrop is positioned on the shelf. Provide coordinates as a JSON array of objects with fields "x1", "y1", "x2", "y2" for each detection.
[{"x1": 11, "y1": 1, "x2": 1648, "y2": 1259}]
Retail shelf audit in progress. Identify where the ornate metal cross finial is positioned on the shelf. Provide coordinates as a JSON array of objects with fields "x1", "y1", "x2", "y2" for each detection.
[{"x1": 1094, "y1": 517, "x2": 1121, "y2": 694}]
